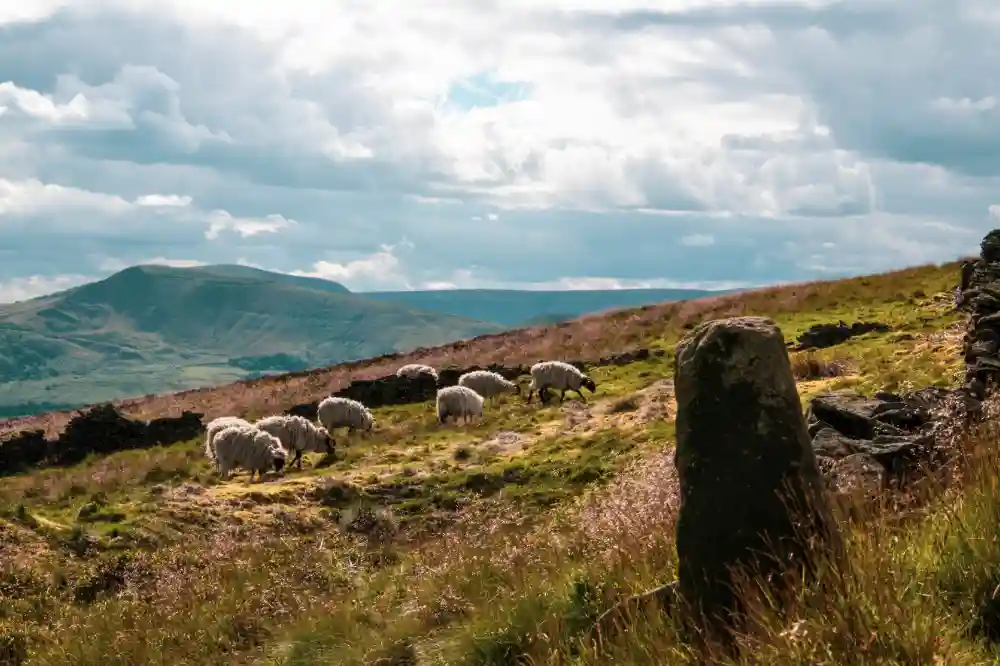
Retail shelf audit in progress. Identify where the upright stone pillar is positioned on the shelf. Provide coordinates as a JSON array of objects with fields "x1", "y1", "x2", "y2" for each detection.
[{"x1": 673, "y1": 316, "x2": 842, "y2": 642}]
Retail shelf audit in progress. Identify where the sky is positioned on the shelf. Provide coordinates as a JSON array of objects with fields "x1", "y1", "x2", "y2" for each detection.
[{"x1": 0, "y1": 0, "x2": 998, "y2": 303}]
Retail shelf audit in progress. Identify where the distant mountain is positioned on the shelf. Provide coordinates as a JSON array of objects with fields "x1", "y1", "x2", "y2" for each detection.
[
  {"x1": 362, "y1": 287, "x2": 733, "y2": 326},
  {"x1": 0, "y1": 264, "x2": 505, "y2": 417}
]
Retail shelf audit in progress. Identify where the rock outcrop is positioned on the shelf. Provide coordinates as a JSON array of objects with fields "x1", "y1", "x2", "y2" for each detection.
[
  {"x1": 673, "y1": 316, "x2": 842, "y2": 642},
  {"x1": 794, "y1": 321, "x2": 891, "y2": 350},
  {"x1": 0, "y1": 405, "x2": 204, "y2": 475},
  {"x1": 803, "y1": 388, "x2": 974, "y2": 495}
]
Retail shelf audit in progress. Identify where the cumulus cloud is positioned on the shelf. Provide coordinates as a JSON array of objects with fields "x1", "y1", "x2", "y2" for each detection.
[
  {"x1": 0, "y1": 273, "x2": 91, "y2": 304},
  {"x1": 0, "y1": 0, "x2": 997, "y2": 300},
  {"x1": 291, "y1": 242, "x2": 413, "y2": 291}
]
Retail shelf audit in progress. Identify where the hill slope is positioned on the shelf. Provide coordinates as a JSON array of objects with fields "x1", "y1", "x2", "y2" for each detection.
[
  {"x1": 0, "y1": 258, "x2": 979, "y2": 666},
  {"x1": 363, "y1": 287, "x2": 735, "y2": 326},
  {"x1": 0, "y1": 264, "x2": 505, "y2": 417}
]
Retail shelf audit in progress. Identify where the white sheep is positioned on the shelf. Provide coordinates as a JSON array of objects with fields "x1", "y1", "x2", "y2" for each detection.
[
  {"x1": 436, "y1": 385, "x2": 485, "y2": 425},
  {"x1": 396, "y1": 363, "x2": 439, "y2": 382},
  {"x1": 212, "y1": 424, "x2": 287, "y2": 482},
  {"x1": 317, "y1": 396, "x2": 375, "y2": 436},
  {"x1": 526, "y1": 360, "x2": 597, "y2": 404},
  {"x1": 203, "y1": 415, "x2": 252, "y2": 468},
  {"x1": 254, "y1": 414, "x2": 334, "y2": 469},
  {"x1": 457, "y1": 370, "x2": 521, "y2": 404}
]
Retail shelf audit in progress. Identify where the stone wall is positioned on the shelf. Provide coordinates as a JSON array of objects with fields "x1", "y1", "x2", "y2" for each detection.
[
  {"x1": 286, "y1": 347, "x2": 662, "y2": 419},
  {"x1": 958, "y1": 229, "x2": 1000, "y2": 400},
  {"x1": 0, "y1": 405, "x2": 203, "y2": 476},
  {"x1": 0, "y1": 347, "x2": 665, "y2": 474},
  {"x1": 801, "y1": 235, "x2": 992, "y2": 501}
]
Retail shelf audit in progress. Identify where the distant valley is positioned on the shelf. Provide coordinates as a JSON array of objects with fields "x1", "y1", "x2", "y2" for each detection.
[
  {"x1": 362, "y1": 287, "x2": 733, "y2": 326},
  {"x1": 0, "y1": 264, "x2": 728, "y2": 418}
]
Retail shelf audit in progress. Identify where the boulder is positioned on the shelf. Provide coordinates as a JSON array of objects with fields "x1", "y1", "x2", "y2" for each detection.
[
  {"x1": 673, "y1": 316, "x2": 842, "y2": 643},
  {"x1": 811, "y1": 427, "x2": 862, "y2": 458},
  {"x1": 822, "y1": 453, "x2": 886, "y2": 514},
  {"x1": 807, "y1": 392, "x2": 896, "y2": 440}
]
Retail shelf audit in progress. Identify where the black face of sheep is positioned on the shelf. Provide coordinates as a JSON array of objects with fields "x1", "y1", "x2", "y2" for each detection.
[
  {"x1": 323, "y1": 435, "x2": 335, "y2": 454},
  {"x1": 583, "y1": 377, "x2": 597, "y2": 393},
  {"x1": 273, "y1": 457, "x2": 286, "y2": 473}
]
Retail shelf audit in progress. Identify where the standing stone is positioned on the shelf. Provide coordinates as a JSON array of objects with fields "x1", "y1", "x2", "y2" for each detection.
[{"x1": 673, "y1": 316, "x2": 842, "y2": 642}]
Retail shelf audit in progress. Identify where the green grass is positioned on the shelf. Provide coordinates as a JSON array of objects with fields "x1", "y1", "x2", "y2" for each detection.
[{"x1": 0, "y1": 259, "x2": 988, "y2": 665}]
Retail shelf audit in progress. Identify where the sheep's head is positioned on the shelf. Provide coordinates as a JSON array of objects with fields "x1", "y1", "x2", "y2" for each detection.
[
  {"x1": 315, "y1": 426, "x2": 334, "y2": 453},
  {"x1": 266, "y1": 437, "x2": 287, "y2": 473},
  {"x1": 583, "y1": 377, "x2": 597, "y2": 393}
]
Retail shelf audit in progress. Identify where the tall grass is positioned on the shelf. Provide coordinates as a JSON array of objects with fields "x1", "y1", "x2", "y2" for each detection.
[{"x1": 277, "y1": 397, "x2": 1000, "y2": 665}]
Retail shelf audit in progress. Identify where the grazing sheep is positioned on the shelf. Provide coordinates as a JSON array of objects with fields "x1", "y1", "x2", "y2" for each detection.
[
  {"x1": 255, "y1": 414, "x2": 334, "y2": 469},
  {"x1": 526, "y1": 360, "x2": 597, "y2": 404},
  {"x1": 212, "y1": 424, "x2": 287, "y2": 482},
  {"x1": 204, "y1": 415, "x2": 252, "y2": 468},
  {"x1": 396, "y1": 363, "x2": 439, "y2": 382},
  {"x1": 317, "y1": 396, "x2": 375, "y2": 436},
  {"x1": 436, "y1": 385, "x2": 485, "y2": 425},
  {"x1": 457, "y1": 370, "x2": 520, "y2": 403}
]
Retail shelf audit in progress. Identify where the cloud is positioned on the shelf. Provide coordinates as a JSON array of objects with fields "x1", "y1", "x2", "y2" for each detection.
[
  {"x1": 204, "y1": 210, "x2": 296, "y2": 240},
  {"x1": 292, "y1": 246, "x2": 408, "y2": 290},
  {"x1": 680, "y1": 234, "x2": 715, "y2": 247},
  {"x1": 0, "y1": 0, "x2": 997, "y2": 303},
  {"x1": 0, "y1": 273, "x2": 90, "y2": 304}
]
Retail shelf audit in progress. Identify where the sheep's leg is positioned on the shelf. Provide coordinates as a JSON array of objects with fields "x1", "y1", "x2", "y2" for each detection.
[
  {"x1": 559, "y1": 389, "x2": 567, "y2": 403},
  {"x1": 292, "y1": 449, "x2": 303, "y2": 469},
  {"x1": 572, "y1": 388, "x2": 587, "y2": 402}
]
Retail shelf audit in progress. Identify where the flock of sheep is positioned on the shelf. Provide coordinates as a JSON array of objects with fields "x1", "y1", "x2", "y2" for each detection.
[{"x1": 202, "y1": 360, "x2": 598, "y2": 482}]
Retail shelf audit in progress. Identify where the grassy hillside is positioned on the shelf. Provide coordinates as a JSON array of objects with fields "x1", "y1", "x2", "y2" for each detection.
[
  {"x1": 2, "y1": 258, "x2": 991, "y2": 665},
  {"x1": 0, "y1": 264, "x2": 505, "y2": 418},
  {"x1": 362, "y1": 287, "x2": 735, "y2": 326}
]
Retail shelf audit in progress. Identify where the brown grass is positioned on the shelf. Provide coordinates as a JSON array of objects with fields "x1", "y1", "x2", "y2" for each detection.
[{"x1": 789, "y1": 353, "x2": 854, "y2": 381}]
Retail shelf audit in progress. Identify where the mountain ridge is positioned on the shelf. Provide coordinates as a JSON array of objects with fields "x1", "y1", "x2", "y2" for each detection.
[
  {"x1": 0, "y1": 264, "x2": 722, "y2": 418},
  {"x1": 0, "y1": 264, "x2": 505, "y2": 417}
]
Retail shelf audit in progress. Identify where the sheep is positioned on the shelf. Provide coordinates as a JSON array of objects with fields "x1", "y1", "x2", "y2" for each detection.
[
  {"x1": 525, "y1": 360, "x2": 597, "y2": 404},
  {"x1": 396, "y1": 363, "x2": 439, "y2": 382},
  {"x1": 204, "y1": 415, "x2": 252, "y2": 468},
  {"x1": 212, "y1": 424, "x2": 287, "y2": 482},
  {"x1": 254, "y1": 414, "x2": 334, "y2": 469},
  {"x1": 457, "y1": 370, "x2": 521, "y2": 404},
  {"x1": 317, "y1": 396, "x2": 375, "y2": 436},
  {"x1": 436, "y1": 385, "x2": 485, "y2": 425}
]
